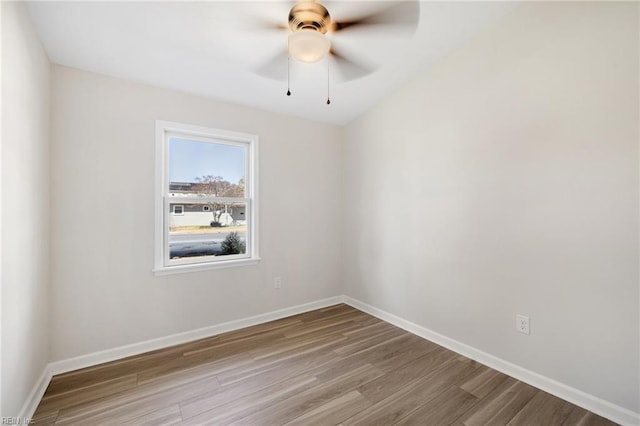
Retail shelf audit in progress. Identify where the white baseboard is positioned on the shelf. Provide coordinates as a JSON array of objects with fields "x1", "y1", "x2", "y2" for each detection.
[
  {"x1": 49, "y1": 295, "x2": 344, "y2": 376},
  {"x1": 19, "y1": 296, "x2": 343, "y2": 418},
  {"x1": 21, "y1": 294, "x2": 639, "y2": 426},
  {"x1": 17, "y1": 365, "x2": 52, "y2": 420},
  {"x1": 5, "y1": 291, "x2": 328, "y2": 419},
  {"x1": 343, "y1": 296, "x2": 640, "y2": 426}
]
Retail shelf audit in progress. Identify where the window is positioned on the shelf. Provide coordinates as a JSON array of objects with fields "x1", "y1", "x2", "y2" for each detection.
[{"x1": 154, "y1": 121, "x2": 259, "y2": 275}]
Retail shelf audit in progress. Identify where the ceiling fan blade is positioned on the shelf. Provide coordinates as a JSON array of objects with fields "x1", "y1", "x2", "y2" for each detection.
[
  {"x1": 262, "y1": 22, "x2": 289, "y2": 32},
  {"x1": 254, "y1": 48, "x2": 288, "y2": 81},
  {"x1": 247, "y1": 15, "x2": 288, "y2": 32},
  {"x1": 330, "y1": 45, "x2": 376, "y2": 82},
  {"x1": 246, "y1": 0, "x2": 300, "y2": 33},
  {"x1": 331, "y1": 1, "x2": 419, "y2": 34}
]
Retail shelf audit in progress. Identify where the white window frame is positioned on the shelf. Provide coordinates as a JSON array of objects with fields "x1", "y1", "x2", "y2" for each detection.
[{"x1": 154, "y1": 120, "x2": 259, "y2": 275}]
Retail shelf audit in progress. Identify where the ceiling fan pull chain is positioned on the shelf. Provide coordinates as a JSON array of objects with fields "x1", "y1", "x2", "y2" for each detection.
[
  {"x1": 287, "y1": 39, "x2": 292, "y2": 97},
  {"x1": 326, "y1": 59, "x2": 331, "y2": 105}
]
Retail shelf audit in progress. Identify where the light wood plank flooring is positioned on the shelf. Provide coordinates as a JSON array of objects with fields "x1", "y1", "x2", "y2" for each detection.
[{"x1": 33, "y1": 304, "x2": 616, "y2": 425}]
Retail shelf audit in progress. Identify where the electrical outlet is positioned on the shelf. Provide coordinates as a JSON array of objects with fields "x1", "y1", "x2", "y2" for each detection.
[
  {"x1": 516, "y1": 315, "x2": 530, "y2": 335},
  {"x1": 274, "y1": 277, "x2": 282, "y2": 289}
]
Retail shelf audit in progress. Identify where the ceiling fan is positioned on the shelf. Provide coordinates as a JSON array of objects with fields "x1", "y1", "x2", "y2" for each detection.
[{"x1": 255, "y1": 0, "x2": 420, "y2": 99}]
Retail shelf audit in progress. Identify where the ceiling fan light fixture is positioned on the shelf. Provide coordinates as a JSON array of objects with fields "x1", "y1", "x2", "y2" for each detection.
[{"x1": 288, "y1": 30, "x2": 330, "y2": 63}]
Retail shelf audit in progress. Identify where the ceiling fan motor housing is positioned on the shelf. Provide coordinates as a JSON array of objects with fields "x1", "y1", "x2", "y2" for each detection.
[{"x1": 288, "y1": 2, "x2": 331, "y2": 34}]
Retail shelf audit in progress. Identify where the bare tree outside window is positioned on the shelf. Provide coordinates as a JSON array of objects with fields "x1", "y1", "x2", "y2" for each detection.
[{"x1": 193, "y1": 175, "x2": 244, "y2": 226}]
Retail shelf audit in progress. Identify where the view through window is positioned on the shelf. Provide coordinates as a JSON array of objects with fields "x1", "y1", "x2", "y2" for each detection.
[{"x1": 155, "y1": 121, "x2": 258, "y2": 273}]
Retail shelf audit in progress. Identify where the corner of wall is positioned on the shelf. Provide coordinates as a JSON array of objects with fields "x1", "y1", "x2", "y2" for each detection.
[{"x1": 1, "y1": 0, "x2": 52, "y2": 417}]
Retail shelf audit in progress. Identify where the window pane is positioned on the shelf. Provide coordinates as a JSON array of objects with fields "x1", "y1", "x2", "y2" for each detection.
[
  {"x1": 169, "y1": 137, "x2": 246, "y2": 197},
  {"x1": 169, "y1": 201, "x2": 247, "y2": 260}
]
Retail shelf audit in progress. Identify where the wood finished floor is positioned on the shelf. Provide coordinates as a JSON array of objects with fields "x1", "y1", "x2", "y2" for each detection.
[{"x1": 33, "y1": 304, "x2": 616, "y2": 425}]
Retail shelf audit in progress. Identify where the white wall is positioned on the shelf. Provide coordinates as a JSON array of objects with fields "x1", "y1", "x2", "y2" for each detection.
[
  {"x1": 343, "y1": 2, "x2": 639, "y2": 414},
  {"x1": 50, "y1": 66, "x2": 343, "y2": 361},
  {"x1": 1, "y1": 1, "x2": 51, "y2": 416}
]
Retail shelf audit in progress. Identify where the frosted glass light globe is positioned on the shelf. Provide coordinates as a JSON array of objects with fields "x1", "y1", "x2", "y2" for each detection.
[{"x1": 288, "y1": 30, "x2": 330, "y2": 63}]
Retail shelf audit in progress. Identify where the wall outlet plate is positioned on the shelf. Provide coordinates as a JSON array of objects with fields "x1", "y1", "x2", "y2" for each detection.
[
  {"x1": 516, "y1": 314, "x2": 530, "y2": 335},
  {"x1": 274, "y1": 277, "x2": 282, "y2": 289}
]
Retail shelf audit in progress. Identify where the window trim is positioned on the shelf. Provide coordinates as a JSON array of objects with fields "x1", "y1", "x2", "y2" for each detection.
[{"x1": 153, "y1": 120, "x2": 259, "y2": 275}]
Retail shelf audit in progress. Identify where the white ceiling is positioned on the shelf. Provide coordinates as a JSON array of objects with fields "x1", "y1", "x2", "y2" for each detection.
[{"x1": 26, "y1": 1, "x2": 519, "y2": 126}]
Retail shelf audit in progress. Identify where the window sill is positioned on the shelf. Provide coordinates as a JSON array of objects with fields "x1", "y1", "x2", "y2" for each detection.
[{"x1": 153, "y1": 257, "x2": 261, "y2": 276}]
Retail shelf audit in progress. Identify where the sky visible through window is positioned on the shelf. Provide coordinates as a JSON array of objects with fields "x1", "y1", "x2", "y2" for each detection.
[{"x1": 169, "y1": 137, "x2": 245, "y2": 184}]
